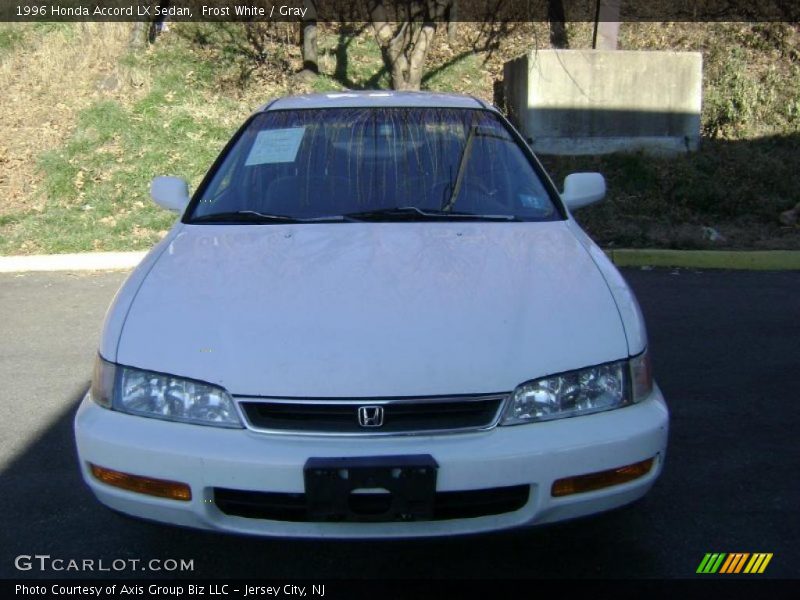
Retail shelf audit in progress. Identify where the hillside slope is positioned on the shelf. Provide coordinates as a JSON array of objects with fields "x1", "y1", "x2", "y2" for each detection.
[{"x1": 0, "y1": 21, "x2": 797, "y2": 254}]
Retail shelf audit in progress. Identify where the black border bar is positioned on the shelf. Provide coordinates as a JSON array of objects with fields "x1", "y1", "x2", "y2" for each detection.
[
  {"x1": 2, "y1": 0, "x2": 799, "y2": 23},
  {"x1": 4, "y1": 579, "x2": 800, "y2": 600}
]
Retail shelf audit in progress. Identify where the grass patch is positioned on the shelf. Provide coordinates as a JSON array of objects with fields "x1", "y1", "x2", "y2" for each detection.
[
  {"x1": 422, "y1": 51, "x2": 485, "y2": 92},
  {"x1": 0, "y1": 22, "x2": 76, "y2": 58},
  {"x1": 541, "y1": 133, "x2": 800, "y2": 250},
  {"x1": 0, "y1": 213, "x2": 22, "y2": 227},
  {"x1": 0, "y1": 24, "x2": 25, "y2": 57},
  {"x1": 0, "y1": 30, "x2": 249, "y2": 255}
]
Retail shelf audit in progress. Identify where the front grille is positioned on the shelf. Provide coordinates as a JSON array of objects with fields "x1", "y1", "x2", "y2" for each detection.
[
  {"x1": 214, "y1": 485, "x2": 530, "y2": 522},
  {"x1": 238, "y1": 395, "x2": 506, "y2": 435}
]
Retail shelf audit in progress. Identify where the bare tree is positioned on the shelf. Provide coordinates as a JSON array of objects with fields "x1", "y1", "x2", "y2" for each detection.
[{"x1": 368, "y1": 0, "x2": 453, "y2": 91}]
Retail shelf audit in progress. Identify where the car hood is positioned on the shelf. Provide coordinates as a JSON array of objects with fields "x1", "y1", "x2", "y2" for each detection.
[{"x1": 116, "y1": 222, "x2": 628, "y2": 397}]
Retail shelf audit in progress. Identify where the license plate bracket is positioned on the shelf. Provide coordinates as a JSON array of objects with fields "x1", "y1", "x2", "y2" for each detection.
[{"x1": 304, "y1": 455, "x2": 438, "y2": 522}]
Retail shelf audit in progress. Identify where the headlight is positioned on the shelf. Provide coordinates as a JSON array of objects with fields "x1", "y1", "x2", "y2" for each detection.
[
  {"x1": 90, "y1": 355, "x2": 243, "y2": 428},
  {"x1": 501, "y1": 350, "x2": 653, "y2": 425}
]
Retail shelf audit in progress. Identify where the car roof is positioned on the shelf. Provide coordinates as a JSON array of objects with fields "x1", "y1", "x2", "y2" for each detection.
[{"x1": 259, "y1": 91, "x2": 490, "y2": 112}]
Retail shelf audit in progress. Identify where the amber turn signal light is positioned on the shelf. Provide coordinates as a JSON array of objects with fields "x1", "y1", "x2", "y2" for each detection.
[
  {"x1": 89, "y1": 464, "x2": 192, "y2": 501},
  {"x1": 551, "y1": 457, "x2": 655, "y2": 497}
]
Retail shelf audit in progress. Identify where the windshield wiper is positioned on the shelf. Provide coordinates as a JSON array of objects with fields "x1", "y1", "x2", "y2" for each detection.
[
  {"x1": 193, "y1": 207, "x2": 518, "y2": 224},
  {"x1": 344, "y1": 206, "x2": 518, "y2": 222},
  {"x1": 190, "y1": 210, "x2": 346, "y2": 224},
  {"x1": 442, "y1": 124, "x2": 478, "y2": 213}
]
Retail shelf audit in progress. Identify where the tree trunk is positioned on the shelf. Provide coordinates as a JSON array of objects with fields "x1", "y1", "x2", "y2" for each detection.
[
  {"x1": 380, "y1": 21, "x2": 436, "y2": 91},
  {"x1": 148, "y1": 0, "x2": 171, "y2": 44},
  {"x1": 129, "y1": 2, "x2": 169, "y2": 50},
  {"x1": 370, "y1": 1, "x2": 450, "y2": 91},
  {"x1": 300, "y1": 0, "x2": 318, "y2": 74},
  {"x1": 446, "y1": 1, "x2": 458, "y2": 43},
  {"x1": 405, "y1": 23, "x2": 436, "y2": 90},
  {"x1": 547, "y1": 0, "x2": 569, "y2": 49}
]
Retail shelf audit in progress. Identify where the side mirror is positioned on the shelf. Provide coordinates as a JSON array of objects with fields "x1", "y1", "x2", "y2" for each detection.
[
  {"x1": 150, "y1": 176, "x2": 190, "y2": 213},
  {"x1": 561, "y1": 173, "x2": 606, "y2": 210}
]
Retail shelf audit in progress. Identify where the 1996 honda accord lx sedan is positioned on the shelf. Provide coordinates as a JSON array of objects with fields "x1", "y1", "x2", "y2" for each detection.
[{"x1": 74, "y1": 91, "x2": 669, "y2": 538}]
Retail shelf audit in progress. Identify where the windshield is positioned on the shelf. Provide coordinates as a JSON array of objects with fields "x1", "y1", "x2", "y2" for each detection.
[{"x1": 188, "y1": 107, "x2": 561, "y2": 223}]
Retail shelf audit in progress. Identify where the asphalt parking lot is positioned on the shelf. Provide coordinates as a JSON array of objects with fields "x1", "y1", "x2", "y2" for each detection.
[{"x1": 0, "y1": 267, "x2": 798, "y2": 579}]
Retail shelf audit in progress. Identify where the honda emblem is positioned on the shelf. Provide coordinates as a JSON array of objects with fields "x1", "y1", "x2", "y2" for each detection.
[{"x1": 357, "y1": 405, "x2": 384, "y2": 427}]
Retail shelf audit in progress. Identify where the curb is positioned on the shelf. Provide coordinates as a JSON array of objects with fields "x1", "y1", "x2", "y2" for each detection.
[
  {"x1": 0, "y1": 249, "x2": 798, "y2": 273},
  {"x1": 605, "y1": 249, "x2": 800, "y2": 271},
  {"x1": 0, "y1": 251, "x2": 147, "y2": 273}
]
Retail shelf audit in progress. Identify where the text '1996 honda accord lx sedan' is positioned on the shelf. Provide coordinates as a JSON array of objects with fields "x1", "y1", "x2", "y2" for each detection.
[{"x1": 74, "y1": 91, "x2": 669, "y2": 538}]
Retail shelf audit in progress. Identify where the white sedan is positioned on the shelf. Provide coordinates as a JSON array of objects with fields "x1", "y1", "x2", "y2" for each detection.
[{"x1": 74, "y1": 91, "x2": 668, "y2": 538}]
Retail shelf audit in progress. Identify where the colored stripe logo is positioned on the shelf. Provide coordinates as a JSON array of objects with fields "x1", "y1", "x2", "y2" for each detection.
[{"x1": 697, "y1": 553, "x2": 773, "y2": 574}]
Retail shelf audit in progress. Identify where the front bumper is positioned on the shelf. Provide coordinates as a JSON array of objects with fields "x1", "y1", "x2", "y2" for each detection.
[{"x1": 74, "y1": 387, "x2": 669, "y2": 539}]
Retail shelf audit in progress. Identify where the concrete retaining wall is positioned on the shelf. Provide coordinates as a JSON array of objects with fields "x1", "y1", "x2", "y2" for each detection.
[{"x1": 503, "y1": 49, "x2": 703, "y2": 155}]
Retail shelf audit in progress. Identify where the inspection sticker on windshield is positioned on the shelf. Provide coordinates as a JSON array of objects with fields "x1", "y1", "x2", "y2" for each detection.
[{"x1": 245, "y1": 127, "x2": 305, "y2": 165}]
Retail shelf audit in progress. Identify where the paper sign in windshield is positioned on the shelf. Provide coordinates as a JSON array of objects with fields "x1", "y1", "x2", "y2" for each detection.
[{"x1": 245, "y1": 127, "x2": 305, "y2": 165}]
